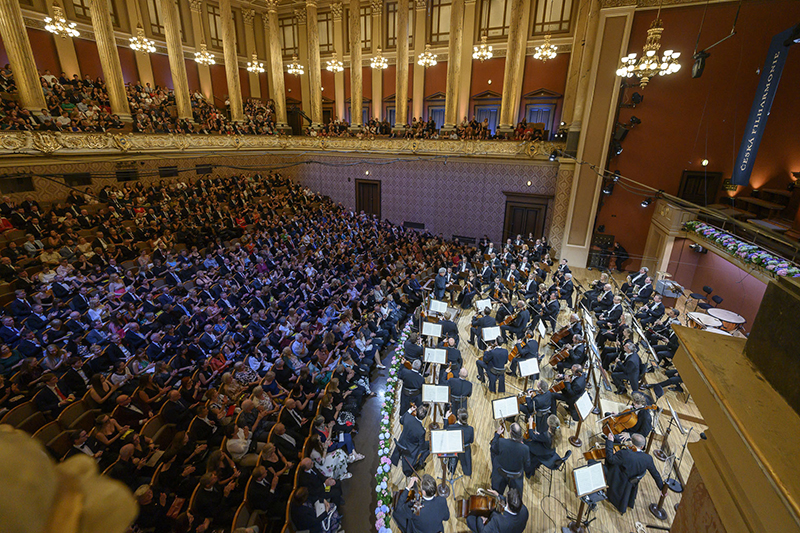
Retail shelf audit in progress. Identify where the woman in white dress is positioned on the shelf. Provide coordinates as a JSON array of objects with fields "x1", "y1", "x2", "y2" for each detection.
[{"x1": 307, "y1": 435, "x2": 351, "y2": 480}]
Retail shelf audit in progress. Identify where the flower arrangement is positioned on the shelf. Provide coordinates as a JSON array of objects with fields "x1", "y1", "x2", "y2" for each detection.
[
  {"x1": 683, "y1": 220, "x2": 800, "y2": 277},
  {"x1": 374, "y1": 321, "x2": 412, "y2": 533}
]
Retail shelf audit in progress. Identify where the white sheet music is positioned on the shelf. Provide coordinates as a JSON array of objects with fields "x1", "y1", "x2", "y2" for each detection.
[
  {"x1": 537, "y1": 320, "x2": 547, "y2": 338},
  {"x1": 422, "y1": 384, "x2": 449, "y2": 403},
  {"x1": 482, "y1": 326, "x2": 501, "y2": 342},
  {"x1": 475, "y1": 298, "x2": 492, "y2": 312},
  {"x1": 431, "y1": 429, "x2": 464, "y2": 454},
  {"x1": 424, "y1": 347, "x2": 447, "y2": 364},
  {"x1": 573, "y1": 462, "x2": 607, "y2": 497},
  {"x1": 575, "y1": 391, "x2": 593, "y2": 422},
  {"x1": 518, "y1": 358, "x2": 540, "y2": 377},
  {"x1": 429, "y1": 299, "x2": 448, "y2": 314},
  {"x1": 422, "y1": 322, "x2": 443, "y2": 338},
  {"x1": 492, "y1": 396, "x2": 520, "y2": 420}
]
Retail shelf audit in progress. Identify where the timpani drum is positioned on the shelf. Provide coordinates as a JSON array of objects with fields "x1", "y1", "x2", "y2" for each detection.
[
  {"x1": 707, "y1": 308, "x2": 746, "y2": 332},
  {"x1": 687, "y1": 311, "x2": 722, "y2": 330},
  {"x1": 704, "y1": 327, "x2": 732, "y2": 336}
]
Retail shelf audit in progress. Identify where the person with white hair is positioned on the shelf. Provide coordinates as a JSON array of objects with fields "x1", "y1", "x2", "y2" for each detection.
[{"x1": 434, "y1": 267, "x2": 448, "y2": 300}]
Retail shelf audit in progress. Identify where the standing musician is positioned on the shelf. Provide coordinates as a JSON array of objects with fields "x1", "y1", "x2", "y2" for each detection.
[
  {"x1": 507, "y1": 329, "x2": 539, "y2": 378},
  {"x1": 469, "y1": 307, "x2": 495, "y2": 348},
  {"x1": 500, "y1": 301, "x2": 530, "y2": 344},
  {"x1": 591, "y1": 283, "x2": 615, "y2": 313},
  {"x1": 404, "y1": 332, "x2": 424, "y2": 362},
  {"x1": 518, "y1": 379, "x2": 554, "y2": 431},
  {"x1": 477, "y1": 337, "x2": 508, "y2": 393},
  {"x1": 621, "y1": 267, "x2": 649, "y2": 295},
  {"x1": 465, "y1": 487, "x2": 528, "y2": 533},
  {"x1": 390, "y1": 404, "x2": 431, "y2": 475},
  {"x1": 490, "y1": 423, "x2": 530, "y2": 497},
  {"x1": 524, "y1": 414, "x2": 561, "y2": 478},
  {"x1": 399, "y1": 359, "x2": 424, "y2": 413},
  {"x1": 434, "y1": 268, "x2": 448, "y2": 301},
  {"x1": 557, "y1": 273, "x2": 575, "y2": 309},
  {"x1": 443, "y1": 408, "x2": 474, "y2": 476},
  {"x1": 439, "y1": 337, "x2": 463, "y2": 383},
  {"x1": 580, "y1": 272, "x2": 609, "y2": 310},
  {"x1": 443, "y1": 267, "x2": 460, "y2": 304},
  {"x1": 610, "y1": 342, "x2": 642, "y2": 395},
  {"x1": 601, "y1": 431, "x2": 664, "y2": 515},
  {"x1": 555, "y1": 334, "x2": 587, "y2": 373},
  {"x1": 447, "y1": 367, "x2": 473, "y2": 413},
  {"x1": 635, "y1": 294, "x2": 665, "y2": 327},
  {"x1": 393, "y1": 474, "x2": 450, "y2": 533},
  {"x1": 552, "y1": 364, "x2": 587, "y2": 421},
  {"x1": 630, "y1": 277, "x2": 654, "y2": 307}
]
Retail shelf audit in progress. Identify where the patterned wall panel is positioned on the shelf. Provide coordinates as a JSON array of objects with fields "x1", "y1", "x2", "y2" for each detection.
[{"x1": 549, "y1": 164, "x2": 575, "y2": 256}]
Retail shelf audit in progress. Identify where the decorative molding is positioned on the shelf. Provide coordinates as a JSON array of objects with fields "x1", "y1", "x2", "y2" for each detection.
[
  {"x1": 189, "y1": 0, "x2": 203, "y2": 13},
  {"x1": 371, "y1": 0, "x2": 383, "y2": 11},
  {"x1": 330, "y1": 2, "x2": 343, "y2": 20},
  {"x1": 242, "y1": 8, "x2": 255, "y2": 24},
  {"x1": 294, "y1": 6, "x2": 307, "y2": 23},
  {"x1": 265, "y1": 0, "x2": 280, "y2": 12},
  {"x1": 415, "y1": 0, "x2": 427, "y2": 9},
  {"x1": 599, "y1": 0, "x2": 731, "y2": 7},
  {"x1": 0, "y1": 132, "x2": 565, "y2": 161}
]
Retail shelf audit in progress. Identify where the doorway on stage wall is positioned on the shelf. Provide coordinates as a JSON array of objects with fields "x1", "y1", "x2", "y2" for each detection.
[
  {"x1": 356, "y1": 179, "x2": 381, "y2": 218},
  {"x1": 502, "y1": 193, "x2": 550, "y2": 242}
]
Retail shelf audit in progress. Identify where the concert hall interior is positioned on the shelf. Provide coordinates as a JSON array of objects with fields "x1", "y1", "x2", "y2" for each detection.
[{"x1": 0, "y1": 1, "x2": 800, "y2": 533}]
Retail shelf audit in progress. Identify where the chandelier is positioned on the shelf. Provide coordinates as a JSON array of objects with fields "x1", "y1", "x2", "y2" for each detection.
[
  {"x1": 44, "y1": 5, "x2": 79, "y2": 39},
  {"x1": 247, "y1": 52, "x2": 265, "y2": 74},
  {"x1": 472, "y1": 35, "x2": 493, "y2": 62},
  {"x1": 288, "y1": 56, "x2": 304, "y2": 75},
  {"x1": 533, "y1": 34, "x2": 558, "y2": 62},
  {"x1": 417, "y1": 44, "x2": 437, "y2": 68},
  {"x1": 194, "y1": 42, "x2": 216, "y2": 66},
  {"x1": 370, "y1": 47, "x2": 388, "y2": 70},
  {"x1": 129, "y1": 24, "x2": 156, "y2": 54},
  {"x1": 326, "y1": 53, "x2": 344, "y2": 73},
  {"x1": 616, "y1": 13, "x2": 680, "y2": 87}
]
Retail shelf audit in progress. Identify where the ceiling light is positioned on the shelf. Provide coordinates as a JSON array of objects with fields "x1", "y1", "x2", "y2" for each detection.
[
  {"x1": 549, "y1": 150, "x2": 559, "y2": 161},
  {"x1": 326, "y1": 52, "x2": 344, "y2": 73},
  {"x1": 616, "y1": 9, "x2": 680, "y2": 87},
  {"x1": 417, "y1": 44, "x2": 438, "y2": 68},
  {"x1": 473, "y1": 35, "x2": 493, "y2": 62},
  {"x1": 130, "y1": 23, "x2": 156, "y2": 54},
  {"x1": 533, "y1": 34, "x2": 558, "y2": 62},
  {"x1": 194, "y1": 42, "x2": 215, "y2": 65},
  {"x1": 288, "y1": 56, "x2": 304, "y2": 75},
  {"x1": 701, "y1": 159, "x2": 709, "y2": 167},
  {"x1": 370, "y1": 47, "x2": 388, "y2": 70},
  {"x1": 45, "y1": 4, "x2": 79, "y2": 39},
  {"x1": 247, "y1": 52, "x2": 265, "y2": 74}
]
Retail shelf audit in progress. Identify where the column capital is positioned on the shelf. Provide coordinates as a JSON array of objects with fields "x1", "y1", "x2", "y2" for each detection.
[
  {"x1": 294, "y1": 6, "x2": 307, "y2": 23},
  {"x1": 371, "y1": 0, "x2": 383, "y2": 11},
  {"x1": 415, "y1": 0, "x2": 427, "y2": 9},
  {"x1": 331, "y1": 2, "x2": 343, "y2": 20},
  {"x1": 305, "y1": 0, "x2": 318, "y2": 9},
  {"x1": 265, "y1": 0, "x2": 280, "y2": 13},
  {"x1": 189, "y1": 0, "x2": 203, "y2": 13},
  {"x1": 262, "y1": 12, "x2": 270, "y2": 30},
  {"x1": 242, "y1": 8, "x2": 255, "y2": 25},
  {"x1": 464, "y1": 0, "x2": 476, "y2": 4}
]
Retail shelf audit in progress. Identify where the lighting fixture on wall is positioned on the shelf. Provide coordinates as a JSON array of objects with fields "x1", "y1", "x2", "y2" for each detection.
[
  {"x1": 473, "y1": 35, "x2": 493, "y2": 62},
  {"x1": 616, "y1": 3, "x2": 680, "y2": 87},
  {"x1": 641, "y1": 197, "x2": 653, "y2": 207},
  {"x1": 533, "y1": 34, "x2": 558, "y2": 62},
  {"x1": 195, "y1": 42, "x2": 216, "y2": 65},
  {"x1": 603, "y1": 181, "x2": 615, "y2": 195},
  {"x1": 288, "y1": 56, "x2": 304, "y2": 76},
  {"x1": 610, "y1": 140, "x2": 623, "y2": 157},
  {"x1": 247, "y1": 53, "x2": 265, "y2": 73},
  {"x1": 701, "y1": 159, "x2": 709, "y2": 167},
  {"x1": 130, "y1": 23, "x2": 156, "y2": 54},
  {"x1": 326, "y1": 52, "x2": 344, "y2": 73},
  {"x1": 689, "y1": 243, "x2": 707, "y2": 253},
  {"x1": 548, "y1": 150, "x2": 560, "y2": 161},
  {"x1": 370, "y1": 47, "x2": 388, "y2": 70},
  {"x1": 45, "y1": 4, "x2": 79, "y2": 39},
  {"x1": 417, "y1": 45, "x2": 438, "y2": 68}
]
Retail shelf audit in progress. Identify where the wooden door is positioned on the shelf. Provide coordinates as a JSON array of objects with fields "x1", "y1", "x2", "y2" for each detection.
[
  {"x1": 502, "y1": 193, "x2": 550, "y2": 242},
  {"x1": 356, "y1": 179, "x2": 381, "y2": 218},
  {"x1": 678, "y1": 171, "x2": 723, "y2": 206}
]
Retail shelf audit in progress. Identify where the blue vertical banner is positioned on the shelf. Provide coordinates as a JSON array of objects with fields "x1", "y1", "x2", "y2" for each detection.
[{"x1": 731, "y1": 27, "x2": 795, "y2": 186}]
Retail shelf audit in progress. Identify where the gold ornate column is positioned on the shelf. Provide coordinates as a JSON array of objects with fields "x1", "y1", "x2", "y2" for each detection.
[
  {"x1": 332, "y1": 2, "x2": 346, "y2": 120},
  {"x1": 411, "y1": 0, "x2": 426, "y2": 120},
  {"x1": 392, "y1": 0, "x2": 410, "y2": 131},
  {"x1": 242, "y1": 8, "x2": 262, "y2": 99},
  {"x1": 159, "y1": 0, "x2": 193, "y2": 120},
  {"x1": 125, "y1": 0, "x2": 155, "y2": 87},
  {"x1": 305, "y1": 0, "x2": 323, "y2": 128},
  {"x1": 456, "y1": 0, "x2": 476, "y2": 122},
  {"x1": 348, "y1": 0, "x2": 363, "y2": 130},
  {"x1": 89, "y1": 0, "x2": 131, "y2": 120},
  {"x1": 188, "y1": 0, "x2": 213, "y2": 101},
  {"x1": 370, "y1": 0, "x2": 383, "y2": 120},
  {"x1": 260, "y1": 13, "x2": 275, "y2": 100},
  {"x1": 295, "y1": 4, "x2": 312, "y2": 116},
  {"x1": 265, "y1": 0, "x2": 290, "y2": 131},
  {"x1": 441, "y1": 0, "x2": 464, "y2": 133},
  {"x1": 219, "y1": 0, "x2": 244, "y2": 122},
  {"x1": 497, "y1": 0, "x2": 529, "y2": 135},
  {"x1": 0, "y1": 0, "x2": 46, "y2": 112},
  {"x1": 46, "y1": 1, "x2": 82, "y2": 81}
]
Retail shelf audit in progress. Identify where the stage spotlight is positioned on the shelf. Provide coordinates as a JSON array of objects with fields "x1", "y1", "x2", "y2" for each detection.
[
  {"x1": 603, "y1": 181, "x2": 615, "y2": 195},
  {"x1": 549, "y1": 150, "x2": 559, "y2": 161},
  {"x1": 692, "y1": 50, "x2": 710, "y2": 79},
  {"x1": 630, "y1": 92, "x2": 644, "y2": 106},
  {"x1": 641, "y1": 197, "x2": 652, "y2": 207},
  {"x1": 614, "y1": 126, "x2": 629, "y2": 142},
  {"x1": 610, "y1": 141, "x2": 623, "y2": 157},
  {"x1": 630, "y1": 116, "x2": 641, "y2": 126},
  {"x1": 689, "y1": 243, "x2": 707, "y2": 254},
  {"x1": 612, "y1": 170, "x2": 621, "y2": 182}
]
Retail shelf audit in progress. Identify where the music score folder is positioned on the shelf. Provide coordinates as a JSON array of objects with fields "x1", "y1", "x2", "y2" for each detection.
[{"x1": 573, "y1": 462, "x2": 607, "y2": 497}]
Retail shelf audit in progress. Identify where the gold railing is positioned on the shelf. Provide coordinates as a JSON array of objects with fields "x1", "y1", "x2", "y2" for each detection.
[{"x1": 0, "y1": 131, "x2": 565, "y2": 161}]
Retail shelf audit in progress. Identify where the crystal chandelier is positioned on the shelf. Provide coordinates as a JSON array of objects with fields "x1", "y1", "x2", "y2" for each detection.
[
  {"x1": 195, "y1": 42, "x2": 216, "y2": 66},
  {"x1": 472, "y1": 35, "x2": 493, "y2": 62},
  {"x1": 370, "y1": 47, "x2": 388, "y2": 70},
  {"x1": 533, "y1": 34, "x2": 557, "y2": 62},
  {"x1": 288, "y1": 56, "x2": 304, "y2": 75},
  {"x1": 247, "y1": 52, "x2": 265, "y2": 74},
  {"x1": 44, "y1": 5, "x2": 79, "y2": 39},
  {"x1": 616, "y1": 12, "x2": 680, "y2": 87},
  {"x1": 417, "y1": 44, "x2": 437, "y2": 68},
  {"x1": 129, "y1": 24, "x2": 156, "y2": 54},
  {"x1": 326, "y1": 52, "x2": 344, "y2": 73}
]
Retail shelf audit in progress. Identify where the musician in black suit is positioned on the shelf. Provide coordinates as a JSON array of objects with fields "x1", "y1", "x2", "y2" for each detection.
[
  {"x1": 399, "y1": 359, "x2": 424, "y2": 413},
  {"x1": 434, "y1": 267, "x2": 448, "y2": 300},
  {"x1": 635, "y1": 294, "x2": 665, "y2": 326},
  {"x1": 522, "y1": 275, "x2": 539, "y2": 299},
  {"x1": 518, "y1": 380, "x2": 555, "y2": 431},
  {"x1": 630, "y1": 277, "x2": 654, "y2": 306},
  {"x1": 439, "y1": 337, "x2": 462, "y2": 383},
  {"x1": 403, "y1": 332, "x2": 424, "y2": 362},
  {"x1": 602, "y1": 432, "x2": 663, "y2": 514},
  {"x1": 466, "y1": 487, "x2": 528, "y2": 533},
  {"x1": 590, "y1": 284, "x2": 614, "y2": 313},
  {"x1": 621, "y1": 267, "x2": 649, "y2": 294},
  {"x1": 469, "y1": 307, "x2": 495, "y2": 347},
  {"x1": 480, "y1": 261, "x2": 494, "y2": 285},
  {"x1": 500, "y1": 301, "x2": 529, "y2": 344},
  {"x1": 557, "y1": 273, "x2": 575, "y2": 309},
  {"x1": 540, "y1": 292, "x2": 560, "y2": 333},
  {"x1": 393, "y1": 474, "x2": 450, "y2": 533},
  {"x1": 439, "y1": 312, "x2": 459, "y2": 344},
  {"x1": 507, "y1": 331, "x2": 538, "y2": 378},
  {"x1": 552, "y1": 365, "x2": 587, "y2": 421},
  {"x1": 447, "y1": 368, "x2": 473, "y2": 413},
  {"x1": 596, "y1": 296, "x2": 623, "y2": 329},
  {"x1": 489, "y1": 423, "x2": 530, "y2": 497},
  {"x1": 443, "y1": 408, "x2": 474, "y2": 476},
  {"x1": 611, "y1": 342, "x2": 641, "y2": 394},
  {"x1": 556, "y1": 334, "x2": 587, "y2": 373},
  {"x1": 524, "y1": 415, "x2": 560, "y2": 478},
  {"x1": 477, "y1": 338, "x2": 508, "y2": 393},
  {"x1": 391, "y1": 404, "x2": 430, "y2": 474},
  {"x1": 556, "y1": 313, "x2": 582, "y2": 348}
]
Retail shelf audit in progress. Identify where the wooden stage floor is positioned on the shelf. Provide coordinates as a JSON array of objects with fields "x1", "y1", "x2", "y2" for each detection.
[{"x1": 387, "y1": 268, "x2": 707, "y2": 533}]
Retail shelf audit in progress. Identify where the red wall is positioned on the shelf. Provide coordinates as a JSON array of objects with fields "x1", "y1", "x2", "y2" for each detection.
[
  {"x1": 520, "y1": 53, "x2": 569, "y2": 126},
  {"x1": 150, "y1": 53, "x2": 172, "y2": 89},
  {"x1": 28, "y1": 29, "x2": 61, "y2": 76},
  {"x1": 185, "y1": 59, "x2": 201, "y2": 94},
  {"x1": 667, "y1": 238, "x2": 767, "y2": 327},
  {"x1": 239, "y1": 68, "x2": 250, "y2": 101},
  {"x1": 118, "y1": 47, "x2": 137, "y2": 85},
  {"x1": 424, "y1": 60, "x2": 447, "y2": 97},
  {"x1": 320, "y1": 69, "x2": 334, "y2": 105},
  {"x1": 284, "y1": 71, "x2": 302, "y2": 105},
  {"x1": 600, "y1": 0, "x2": 800, "y2": 268},
  {"x1": 383, "y1": 64, "x2": 396, "y2": 100},
  {"x1": 209, "y1": 64, "x2": 228, "y2": 105},
  {"x1": 73, "y1": 38, "x2": 102, "y2": 79},
  {"x1": 0, "y1": 36, "x2": 8, "y2": 68}
]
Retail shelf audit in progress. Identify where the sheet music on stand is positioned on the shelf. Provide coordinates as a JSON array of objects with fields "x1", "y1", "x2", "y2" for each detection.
[
  {"x1": 573, "y1": 462, "x2": 608, "y2": 497},
  {"x1": 492, "y1": 396, "x2": 520, "y2": 420},
  {"x1": 431, "y1": 429, "x2": 464, "y2": 455},
  {"x1": 482, "y1": 326, "x2": 501, "y2": 342},
  {"x1": 423, "y1": 347, "x2": 447, "y2": 364},
  {"x1": 429, "y1": 299, "x2": 448, "y2": 314},
  {"x1": 518, "y1": 358, "x2": 540, "y2": 378},
  {"x1": 475, "y1": 298, "x2": 492, "y2": 312},
  {"x1": 422, "y1": 384, "x2": 450, "y2": 404},
  {"x1": 537, "y1": 320, "x2": 547, "y2": 339},
  {"x1": 574, "y1": 391, "x2": 594, "y2": 422},
  {"x1": 422, "y1": 321, "x2": 443, "y2": 338}
]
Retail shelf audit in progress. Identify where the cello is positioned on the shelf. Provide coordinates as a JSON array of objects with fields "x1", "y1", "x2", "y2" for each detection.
[
  {"x1": 601, "y1": 405, "x2": 658, "y2": 437},
  {"x1": 456, "y1": 490, "x2": 503, "y2": 518},
  {"x1": 550, "y1": 324, "x2": 572, "y2": 345}
]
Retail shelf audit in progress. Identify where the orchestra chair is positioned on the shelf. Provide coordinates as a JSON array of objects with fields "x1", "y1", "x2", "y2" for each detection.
[
  {"x1": 698, "y1": 294, "x2": 723, "y2": 311},
  {"x1": 687, "y1": 286, "x2": 713, "y2": 312},
  {"x1": 539, "y1": 449, "x2": 572, "y2": 497}
]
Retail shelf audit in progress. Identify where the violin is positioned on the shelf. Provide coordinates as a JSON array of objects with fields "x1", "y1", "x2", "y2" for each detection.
[{"x1": 601, "y1": 405, "x2": 658, "y2": 437}]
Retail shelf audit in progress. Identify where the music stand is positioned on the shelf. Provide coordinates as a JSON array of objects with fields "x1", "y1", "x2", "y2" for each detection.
[
  {"x1": 424, "y1": 347, "x2": 447, "y2": 384},
  {"x1": 482, "y1": 326, "x2": 501, "y2": 343},
  {"x1": 563, "y1": 462, "x2": 608, "y2": 533},
  {"x1": 422, "y1": 384, "x2": 450, "y2": 427},
  {"x1": 429, "y1": 299, "x2": 448, "y2": 315},
  {"x1": 475, "y1": 298, "x2": 492, "y2": 313},
  {"x1": 569, "y1": 391, "x2": 594, "y2": 447},
  {"x1": 422, "y1": 321, "x2": 442, "y2": 340},
  {"x1": 431, "y1": 429, "x2": 464, "y2": 497},
  {"x1": 491, "y1": 395, "x2": 520, "y2": 422}
]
